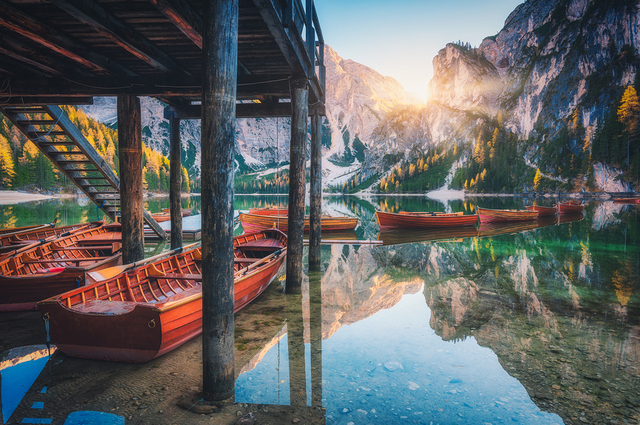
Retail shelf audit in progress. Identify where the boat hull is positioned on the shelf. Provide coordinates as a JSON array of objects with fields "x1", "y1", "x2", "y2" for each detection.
[
  {"x1": 525, "y1": 205, "x2": 557, "y2": 217},
  {"x1": 0, "y1": 223, "x2": 122, "y2": 311},
  {"x1": 613, "y1": 198, "x2": 640, "y2": 204},
  {"x1": 38, "y1": 230, "x2": 287, "y2": 362},
  {"x1": 239, "y1": 213, "x2": 358, "y2": 232},
  {"x1": 477, "y1": 207, "x2": 539, "y2": 223},
  {"x1": 376, "y1": 211, "x2": 478, "y2": 229},
  {"x1": 556, "y1": 202, "x2": 585, "y2": 214}
]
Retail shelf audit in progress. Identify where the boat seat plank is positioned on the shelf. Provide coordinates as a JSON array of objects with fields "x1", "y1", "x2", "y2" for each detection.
[
  {"x1": 149, "y1": 273, "x2": 202, "y2": 280},
  {"x1": 71, "y1": 299, "x2": 137, "y2": 314},
  {"x1": 234, "y1": 258, "x2": 259, "y2": 263},
  {"x1": 24, "y1": 257, "x2": 109, "y2": 264},
  {"x1": 53, "y1": 246, "x2": 115, "y2": 251}
]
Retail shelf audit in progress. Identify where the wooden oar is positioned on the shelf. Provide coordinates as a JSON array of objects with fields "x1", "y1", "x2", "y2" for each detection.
[
  {"x1": 303, "y1": 239, "x2": 382, "y2": 245},
  {"x1": 0, "y1": 219, "x2": 58, "y2": 240},
  {"x1": 89, "y1": 242, "x2": 201, "y2": 281},
  {"x1": 234, "y1": 247, "x2": 287, "y2": 277}
]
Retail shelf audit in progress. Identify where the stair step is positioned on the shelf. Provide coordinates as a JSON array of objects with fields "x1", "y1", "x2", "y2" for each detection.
[
  {"x1": 4, "y1": 107, "x2": 45, "y2": 113},
  {"x1": 81, "y1": 184, "x2": 115, "y2": 188},
  {"x1": 74, "y1": 177, "x2": 108, "y2": 180},
  {"x1": 37, "y1": 141, "x2": 77, "y2": 146},
  {"x1": 58, "y1": 160, "x2": 93, "y2": 164},
  {"x1": 95, "y1": 194, "x2": 120, "y2": 199},
  {"x1": 53, "y1": 151, "x2": 84, "y2": 155},
  {"x1": 26, "y1": 131, "x2": 66, "y2": 136},
  {"x1": 16, "y1": 119, "x2": 56, "y2": 125}
]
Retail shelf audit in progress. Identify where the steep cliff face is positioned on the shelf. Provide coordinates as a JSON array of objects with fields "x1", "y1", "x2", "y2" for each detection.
[{"x1": 477, "y1": 0, "x2": 639, "y2": 137}]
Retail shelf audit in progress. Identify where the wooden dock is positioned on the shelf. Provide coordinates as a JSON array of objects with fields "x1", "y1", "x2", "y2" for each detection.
[{"x1": 144, "y1": 214, "x2": 202, "y2": 241}]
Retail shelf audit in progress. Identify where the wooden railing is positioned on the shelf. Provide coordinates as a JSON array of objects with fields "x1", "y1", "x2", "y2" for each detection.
[{"x1": 282, "y1": 0, "x2": 325, "y2": 101}]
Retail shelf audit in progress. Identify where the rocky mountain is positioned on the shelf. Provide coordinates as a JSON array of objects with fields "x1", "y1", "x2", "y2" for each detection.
[
  {"x1": 80, "y1": 45, "x2": 417, "y2": 185},
  {"x1": 81, "y1": 0, "x2": 640, "y2": 193}
]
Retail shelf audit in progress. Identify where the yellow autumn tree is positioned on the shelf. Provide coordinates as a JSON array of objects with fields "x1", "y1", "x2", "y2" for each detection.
[
  {"x1": 533, "y1": 169, "x2": 542, "y2": 191},
  {"x1": 0, "y1": 134, "x2": 16, "y2": 188},
  {"x1": 618, "y1": 86, "x2": 640, "y2": 168}
]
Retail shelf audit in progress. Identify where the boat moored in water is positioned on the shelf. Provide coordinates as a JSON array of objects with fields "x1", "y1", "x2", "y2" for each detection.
[
  {"x1": 556, "y1": 201, "x2": 585, "y2": 214},
  {"x1": 525, "y1": 205, "x2": 558, "y2": 217},
  {"x1": 239, "y1": 212, "x2": 358, "y2": 233},
  {"x1": 376, "y1": 210, "x2": 478, "y2": 229},
  {"x1": 477, "y1": 207, "x2": 539, "y2": 223},
  {"x1": 0, "y1": 223, "x2": 123, "y2": 311},
  {"x1": 37, "y1": 229, "x2": 287, "y2": 363}
]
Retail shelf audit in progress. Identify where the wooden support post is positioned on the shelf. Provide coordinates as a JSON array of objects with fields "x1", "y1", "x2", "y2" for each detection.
[
  {"x1": 309, "y1": 114, "x2": 322, "y2": 270},
  {"x1": 286, "y1": 77, "x2": 309, "y2": 293},
  {"x1": 308, "y1": 269, "x2": 323, "y2": 408},
  {"x1": 201, "y1": 0, "x2": 238, "y2": 401},
  {"x1": 286, "y1": 291, "x2": 307, "y2": 407},
  {"x1": 169, "y1": 116, "x2": 183, "y2": 249},
  {"x1": 117, "y1": 94, "x2": 144, "y2": 264}
]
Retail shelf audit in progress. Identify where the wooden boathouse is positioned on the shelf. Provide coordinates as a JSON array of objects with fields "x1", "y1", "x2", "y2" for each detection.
[{"x1": 0, "y1": 0, "x2": 325, "y2": 400}]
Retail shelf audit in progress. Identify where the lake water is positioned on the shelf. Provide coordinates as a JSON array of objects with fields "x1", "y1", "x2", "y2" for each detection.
[{"x1": 0, "y1": 195, "x2": 638, "y2": 424}]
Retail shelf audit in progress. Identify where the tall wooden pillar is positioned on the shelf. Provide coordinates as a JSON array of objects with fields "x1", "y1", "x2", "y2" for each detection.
[
  {"x1": 286, "y1": 78, "x2": 309, "y2": 293},
  {"x1": 201, "y1": 0, "x2": 238, "y2": 401},
  {"x1": 308, "y1": 269, "x2": 323, "y2": 408},
  {"x1": 286, "y1": 291, "x2": 307, "y2": 407},
  {"x1": 169, "y1": 116, "x2": 183, "y2": 249},
  {"x1": 117, "y1": 94, "x2": 144, "y2": 264},
  {"x1": 309, "y1": 114, "x2": 322, "y2": 271}
]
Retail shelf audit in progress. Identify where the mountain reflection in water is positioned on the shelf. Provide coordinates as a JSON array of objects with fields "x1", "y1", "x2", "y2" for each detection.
[{"x1": 234, "y1": 197, "x2": 639, "y2": 424}]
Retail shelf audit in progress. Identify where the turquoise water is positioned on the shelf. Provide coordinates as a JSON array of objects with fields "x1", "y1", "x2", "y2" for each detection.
[{"x1": 0, "y1": 195, "x2": 639, "y2": 423}]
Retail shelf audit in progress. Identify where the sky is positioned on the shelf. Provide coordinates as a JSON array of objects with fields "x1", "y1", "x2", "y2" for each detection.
[{"x1": 316, "y1": 0, "x2": 524, "y2": 99}]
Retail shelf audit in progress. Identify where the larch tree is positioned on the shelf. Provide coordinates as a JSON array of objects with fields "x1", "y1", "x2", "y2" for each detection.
[
  {"x1": 618, "y1": 85, "x2": 640, "y2": 169},
  {"x1": 0, "y1": 134, "x2": 16, "y2": 188}
]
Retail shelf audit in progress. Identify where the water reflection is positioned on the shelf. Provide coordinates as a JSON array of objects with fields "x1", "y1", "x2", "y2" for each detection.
[
  {"x1": 0, "y1": 195, "x2": 638, "y2": 423},
  {"x1": 0, "y1": 345, "x2": 56, "y2": 424},
  {"x1": 235, "y1": 196, "x2": 639, "y2": 424}
]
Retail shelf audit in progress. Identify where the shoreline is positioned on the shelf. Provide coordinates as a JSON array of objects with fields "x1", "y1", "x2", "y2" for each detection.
[{"x1": 0, "y1": 190, "x2": 201, "y2": 205}]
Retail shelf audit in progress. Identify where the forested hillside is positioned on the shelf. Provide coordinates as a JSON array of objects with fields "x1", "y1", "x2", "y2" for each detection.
[{"x1": 0, "y1": 106, "x2": 190, "y2": 193}]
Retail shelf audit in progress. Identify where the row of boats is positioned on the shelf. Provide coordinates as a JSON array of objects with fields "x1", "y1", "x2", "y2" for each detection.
[
  {"x1": 0, "y1": 217, "x2": 288, "y2": 363},
  {"x1": 376, "y1": 201, "x2": 585, "y2": 229},
  {"x1": 236, "y1": 203, "x2": 586, "y2": 234},
  {"x1": 0, "y1": 201, "x2": 591, "y2": 363}
]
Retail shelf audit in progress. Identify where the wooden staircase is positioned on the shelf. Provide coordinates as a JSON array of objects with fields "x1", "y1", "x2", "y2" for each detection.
[{"x1": 0, "y1": 105, "x2": 166, "y2": 240}]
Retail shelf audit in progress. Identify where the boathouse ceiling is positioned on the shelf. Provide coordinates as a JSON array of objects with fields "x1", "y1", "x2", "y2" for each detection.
[{"x1": 0, "y1": 0, "x2": 325, "y2": 116}]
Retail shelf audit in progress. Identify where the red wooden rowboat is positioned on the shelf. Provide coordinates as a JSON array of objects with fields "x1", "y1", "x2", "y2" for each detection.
[
  {"x1": 376, "y1": 210, "x2": 478, "y2": 229},
  {"x1": 477, "y1": 207, "x2": 539, "y2": 223},
  {"x1": 248, "y1": 207, "x2": 289, "y2": 216},
  {"x1": 525, "y1": 205, "x2": 558, "y2": 217},
  {"x1": 239, "y1": 213, "x2": 358, "y2": 232},
  {"x1": 0, "y1": 219, "x2": 105, "y2": 251},
  {"x1": 613, "y1": 198, "x2": 640, "y2": 204},
  {"x1": 151, "y1": 208, "x2": 192, "y2": 223},
  {"x1": 37, "y1": 229, "x2": 287, "y2": 363},
  {"x1": 556, "y1": 201, "x2": 584, "y2": 214},
  {"x1": 0, "y1": 223, "x2": 122, "y2": 312}
]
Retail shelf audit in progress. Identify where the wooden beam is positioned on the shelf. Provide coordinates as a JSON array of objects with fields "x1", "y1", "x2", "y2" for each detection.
[
  {"x1": 150, "y1": 0, "x2": 203, "y2": 49},
  {"x1": 169, "y1": 116, "x2": 183, "y2": 249},
  {"x1": 0, "y1": 0, "x2": 135, "y2": 77},
  {"x1": 0, "y1": 97, "x2": 94, "y2": 106},
  {"x1": 117, "y1": 94, "x2": 145, "y2": 264},
  {"x1": 201, "y1": 0, "x2": 238, "y2": 402},
  {"x1": 1, "y1": 75, "x2": 290, "y2": 98},
  {"x1": 51, "y1": 0, "x2": 186, "y2": 74},
  {"x1": 0, "y1": 34, "x2": 88, "y2": 77},
  {"x1": 285, "y1": 77, "x2": 308, "y2": 293}
]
